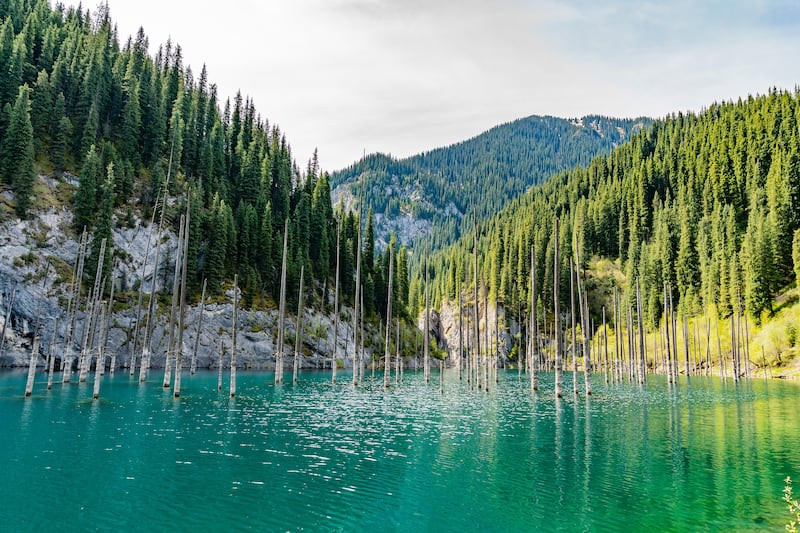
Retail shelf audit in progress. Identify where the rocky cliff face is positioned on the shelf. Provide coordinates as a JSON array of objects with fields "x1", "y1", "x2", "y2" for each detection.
[
  {"x1": 419, "y1": 298, "x2": 519, "y2": 368},
  {"x1": 0, "y1": 176, "x2": 381, "y2": 371}
]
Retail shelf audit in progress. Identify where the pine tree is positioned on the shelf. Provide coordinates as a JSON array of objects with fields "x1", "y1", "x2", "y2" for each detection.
[
  {"x1": 74, "y1": 144, "x2": 101, "y2": 233},
  {"x1": 86, "y1": 163, "x2": 116, "y2": 290},
  {"x1": 30, "y1": 69, "x2": 52, "y2": 154},
  {"x1": 0, "y1": 84, "x2": 35, "y2": 218}
]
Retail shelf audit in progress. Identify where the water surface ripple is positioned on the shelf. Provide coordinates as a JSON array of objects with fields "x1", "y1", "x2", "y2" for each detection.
[{"x1": 1, "y1": 370, "x2": 798, "y2": 531}]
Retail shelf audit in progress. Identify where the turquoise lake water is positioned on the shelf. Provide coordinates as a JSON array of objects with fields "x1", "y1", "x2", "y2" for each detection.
[{"x1": 1, "y1": 369, "x2": 799, "y2": 532}]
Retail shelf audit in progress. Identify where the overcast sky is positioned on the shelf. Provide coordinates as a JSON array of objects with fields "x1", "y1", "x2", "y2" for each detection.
[{"x1": 63, "y1": 0, "x2": 800, "y2": 171}]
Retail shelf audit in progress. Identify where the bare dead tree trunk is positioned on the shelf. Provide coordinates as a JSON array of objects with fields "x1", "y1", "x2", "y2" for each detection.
[
  {"x1": 575, "y1": 256, "x2": 591, "y2": 394},
  {"x1": 603, "y1": 307, "x2": 609, "y2": 385},
  {"x1": 473, "y1": 219, "x2": 481, "y2": 391},
  {"x1": 174, "y1": 200, "x2": 191, "y2": 398},
  {"x1": 636, "y1": 277, "x2": 645, "y2": 385},
  {"x1": 383, "y1": 244, "x2": 394, "y2": 389},
  {"x1": 164, "y1": 214, "x2": 185, "y2": 388},
  {"x1": 104, "y1": 271, "x2": 116, "y2": 375},
  {"x1": 230, "y1": 275, "x2": 238, "y2": 397},
  {"x1": 424, "y1": 232, "x2": 430, "y2": 383},
  {"x1": 395, "y1": 319, "x2": 401, "y2": 386},
  {"x1": 359, "y1": 287, "x2": 365, "y2": 382},
  {"x1": 190, "y1": 278, "x2": 207, "y2": 375},
  {"x1": 458, "y1": 284, "x2": 463, "y2": 382},
  {"x1": 24, "y1": 336, "x2": 40, "y2": 397},
  {"x1": 47, "y1": 316, "x2": 58, "y2": 390},
  {"x1": 717, "y1": 316, "x2": 725, "y2": 381},
  {"x1": 92, "y1": 302, "x2": 107, "y2": 399},
  {"x1": 352, "y1": 171, "x2": 365, "y2": 386},
  {"x1": 332, "y1": 220, "x2": 341, "y2": 383},
  {"x1": 141, "y1": 164, "x2": 171, "y2": 383},
  {"x1": 293, "y1": 266, "x2": 305, "y2": 384},
  {"x1": 554, "y1": 218, "x2": 562, "y2": 399},
  {"x1": 0, "y1": 283, "x2": 17, "y2": 366},
  {"x1": 130, "y1": 192, "x2": 160, "y2": 377},
  {"x1": 530, "y1": 244, "x2": 538, "y2": 391},
  {"x1": 80, "y1": 238, "x2": 106, "y2": 382},
  {"x1": 569, "y1": 256, "x2": 578, "y2": 396},
  {"x1": 217, "y1": 339, "x2": 224, "y2": 391},
  {"x1": 663, "y1": 283, "x2": 672, "y2": 384},
  {"x1": 276, "y1": 219, "x2": 289, "y2": 385}
]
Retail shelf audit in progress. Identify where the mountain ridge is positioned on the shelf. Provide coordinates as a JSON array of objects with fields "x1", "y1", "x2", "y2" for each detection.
[{"x1": 330, "y1": 113, "x2": 650, "y2": 253}]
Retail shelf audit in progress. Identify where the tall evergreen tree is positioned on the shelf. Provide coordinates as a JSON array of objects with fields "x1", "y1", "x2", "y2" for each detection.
[
  {"x1": 0, "y1": 84, "x2": 35, "y2": 218},
  {"x1": 73, "y1": 144, "x2": 101, "y2": 232}
]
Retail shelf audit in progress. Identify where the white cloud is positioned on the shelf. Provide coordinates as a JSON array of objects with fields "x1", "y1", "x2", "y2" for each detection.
[{"x1": 63, "y1": 0, "x2": 800, "y2": 171}]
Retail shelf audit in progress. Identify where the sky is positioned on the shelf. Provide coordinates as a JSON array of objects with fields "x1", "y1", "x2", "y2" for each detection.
[{"x1": 62, "y1": 0, "x2": 800, "y2": 172}]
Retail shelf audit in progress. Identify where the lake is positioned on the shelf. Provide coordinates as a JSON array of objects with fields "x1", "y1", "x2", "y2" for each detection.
[{"x1": 1, "y1": 369, "x2": 798, "y2": 531}]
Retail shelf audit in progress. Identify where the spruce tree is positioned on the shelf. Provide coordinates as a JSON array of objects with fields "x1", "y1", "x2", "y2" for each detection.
[
  {"x1": 86, "y1": 163, "x2": 116, "y2": 291},
  {"x1": 74, "y1": 144, "x2": 101, "y2": 233},
  {"x1": 0, "y1": 84, "x2": 35, "y2": 218}
]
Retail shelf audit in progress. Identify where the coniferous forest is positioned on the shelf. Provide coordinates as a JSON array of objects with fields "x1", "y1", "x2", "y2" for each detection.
[
  {"x1": 413, "y1": 90, "x2": 800, "y2": 337},
  {"x1": 0, "y1": 0, "x2": 407, "y2": 323},
  {"x1": 4, "y1": 1, "x2": 800, "y2": 532},
  {"x1": 331, "y1": 115, "x2": 648, "y2": 252}
]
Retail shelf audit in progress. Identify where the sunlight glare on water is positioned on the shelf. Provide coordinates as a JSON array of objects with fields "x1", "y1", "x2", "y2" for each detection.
[{"x1": 1, "y1": 369, "x2": 799, "y2": 531}]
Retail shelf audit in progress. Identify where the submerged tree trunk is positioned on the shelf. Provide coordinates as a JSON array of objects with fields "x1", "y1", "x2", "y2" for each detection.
[
  {"x1": 190, "y1": 279, "x2": 207, "y2": 375},
  {"x1": 174, "y1": 202, "x2": 191, "y2": 398},
  {"x1": 217, "y1": 339, "x2": 224, "y2": 391},
  {"x1": 92, "y1": 303, "x2": 107, "y2": 399},
  {"x1": 383, "y1": 244, "x2": 394, "y2": 389},
  {"x1": 164, "y1": 215, "x2": 185, "y2": 388},
  {"x1": 141, "y1": 181, "x2": 170, "y2": 383},
  {"x1": 636, "y1": 277, "x2": 645, "y2": 385},
  {"x1": 24, "y1": 336, "x2": 40, "y2": 397},
  {"x1": 47, "y1": 317, "x2": 58, "y2": 390},
  {"x1": 473, "y1": 219, "x2": 481, "y2": 391},
  {"x1": 0, "y1": 283, "x2": 17, "y2": 366},
  {"x1": 603, "y1": 307, "x2": 609, "y2": 385},
  {"x1": 293, "y1": 266, "x2": 305, "y2": 384},
  {"x1": 576, "y1": 257, "x2": 591, "y2": 394},
  {"x1": 424, "y1": 233, "x2": 430, "y2": 383},
  {"x1": 569, "y1": 256, "x2": 578, "y2": 396},
  {"x1": 332, "y1": 221, "x2": 341, "y2": 383},
  {"x1": 80, "y1": 238, "x2": 106, "y2": 383},
  {"x1": 230, "y1": 275, "x2": 238, "y2": 397},
  {"x1": 130, "y1": 193, "x2": 160, "y2": 376},
  {"x1": 554, "y1": 218, "x2": 562, "y2": 399},
  {"x1": 530, "y1": 244, "x2": 538, "y2": 391},
  {"x1": 276, "y1": 220, "x2": 289, "y2": 385}
]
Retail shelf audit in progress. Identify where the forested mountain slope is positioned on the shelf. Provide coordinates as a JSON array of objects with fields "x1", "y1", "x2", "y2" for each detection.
[
  {"x1": 414, "y1": 90, "x2": 800, "y2": 338},
  {"x1": 0, "y1": 0, "x2": 407, "y2": 322},
  {"x1": 330, "y1": 115, "x2": 649, "y2": 251}
]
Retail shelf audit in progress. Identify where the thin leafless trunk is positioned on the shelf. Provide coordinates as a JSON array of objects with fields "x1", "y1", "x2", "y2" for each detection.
[
  {"x1": 636, "y1": 277, "x2": 645, "y2": 385},
  {"x1": 47, "y1": 317, "x2": 58, "y2": 389},
  {"x1": 332, "y1": 220, "x2": 341, "y2": 383},
  {"x1": 0, "y1": 283, "x2": 17, "y2": 366},
  {"x1": 230, "y1": 275, "x2": 238, "y2": 397},
  {"x1": 276, "y1": 219, "x2": 289, "y2": 385},
  {"x1": 554, "y1": 218, "x2": 562, "y2": 398},
  {"x1": 130, "y1": 192, "x2": 160, "y2": 376},
  {"x1": 424, "y1": 232, "x2": 430, "y2": 383},
  {"x1": 530, "y1": 244, "x2": 538, "y2": 391},
  {"x1": 190, "y1": 279, "x2": 207, "y2": 375},
  {"x1": 174, "y1": 200, "x2": 191, "y2": 398},
  {"x1": 383, "y1": 244, "x2": 394, "y2": 389},
  {"x1": 569, "y1": 256, "x2": 578, "y2": 395},
  {"x1": 293, "y1": 266, "x2": 305, "y2": 384},
  {"x1": 164, "y1": 214, "x2": 185, "y2": 388},
  {"x1": 24, "y1": 336, "x2": 40, "y2": 397}
]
